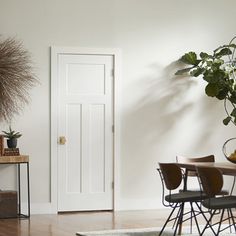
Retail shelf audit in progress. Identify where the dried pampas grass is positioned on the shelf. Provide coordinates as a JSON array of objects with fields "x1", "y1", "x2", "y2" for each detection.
[{"x1": 0, "y1": 37, "x2": 38, "y2": 122}]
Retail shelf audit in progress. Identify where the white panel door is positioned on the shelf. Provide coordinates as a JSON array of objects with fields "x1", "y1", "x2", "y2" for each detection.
[{"x1": 57, "y1": 53, "x2": 114, "y2": 211}]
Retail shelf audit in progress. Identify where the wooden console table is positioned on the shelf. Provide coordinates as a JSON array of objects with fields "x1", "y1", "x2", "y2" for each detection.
[{"x1": 0, "y1": 155, "x2": 30, "y2": 218}]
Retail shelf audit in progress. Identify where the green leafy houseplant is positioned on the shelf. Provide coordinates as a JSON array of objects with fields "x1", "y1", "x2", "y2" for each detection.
[
  {"x1": 2, "y1": 126, "x2": 22, "y2": 148},
  {"x1": 175, "y1": 39, "x2": 236, "y2": 126},
  {"x1": 175, "y1": 37, "x2": 236, "y2": 163}
]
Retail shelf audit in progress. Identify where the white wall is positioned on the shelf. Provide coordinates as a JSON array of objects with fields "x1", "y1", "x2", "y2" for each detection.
[{"x1": 0, "y1": 0, "x2": 236, "y2": 213}]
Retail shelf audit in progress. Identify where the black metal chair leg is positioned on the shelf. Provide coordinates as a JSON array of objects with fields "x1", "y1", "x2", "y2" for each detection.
[
  {"x1": 172, "y1": 204, "x2": 181, "y2": 229},
  {"x1": 227, "y1": 208, "x2": 232, "y2": 233},
  {"x1": 190, "y1": 205, "x2": 193, "y2": 234},
  {"x1": 190, "y1": 202, "x2": 201, "y2": 235},
  {"x1": 229, "y1": 209, "x2": 236, "y2": 233},
  {"x1": 174, "y1": 203, "x2": 184, "y2": 236},
  {"x1": 216, "y1": 209, "x2": 225, "y2": 235},
  {"x1": 159, "y1": 203, "x2": 179, "y2": 236},
  {"x1": 200, "y1": 209, "x2": 217, "y2": 236},
  {"x1": 194, "y1": 202, "x2": 216, "y2": 235}
]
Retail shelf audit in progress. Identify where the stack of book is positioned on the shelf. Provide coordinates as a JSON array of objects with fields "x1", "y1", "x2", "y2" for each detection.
[{"x1": 3, "y1": 148, "x2": 20, "y2": 156}]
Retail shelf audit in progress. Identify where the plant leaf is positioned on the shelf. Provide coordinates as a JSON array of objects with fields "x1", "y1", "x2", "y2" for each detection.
[
  {"x1": 180, "y1": 52, "x2": 200, "y2": 66},
  {"x1": 190, "y1": 67, "x2": 205, "y2": 77},
  {"x1": 215, "y1": 48, "x2": 232, "y2": 57},
  {"x1": 228, "y1": 43, "x2": 236, "y2": 48},
  {"x1": 231, "y1": 108, "x2": 236, "y2": 117},
  {"x1": 2, "y1": 131, "x2": 9, "y2": 135},
  {"x1": 216, "y1": 88, "x2": 228, "y2": 100},
  {"x1": 203, "y1": 72, "x2": 214, "y2": 82},
  {"x1": 212, "y1": 70, "x2": 225, "y2": 81},
  {"x1": 175, "y1": 67, "x2": 193, "y2": 75},
  {"x1": 229, "y1": 95, "x2": 236, "y2": 104},
  {"x1": 223, "y1": 116, "x2": 231, "y2": 125},
  {"x1": 200, "y1": 52, "x2": 210, "y2": 59},
  {"x1": 214, "y1": 44, "x2": 235, "y2": 54},
  {"x1": 205, "y1": 83, "x2": 219, "y2": 97}
]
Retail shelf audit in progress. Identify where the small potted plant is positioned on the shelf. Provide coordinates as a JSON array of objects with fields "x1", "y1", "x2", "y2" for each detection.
[{"x1": 2, "y1": 126, "x2": 22, "y2": 148}]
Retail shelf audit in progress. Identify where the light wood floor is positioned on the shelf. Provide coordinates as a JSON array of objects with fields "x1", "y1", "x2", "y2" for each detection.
[{"x1": 0, "y1": 210, "x2": 170, "y2": 236}]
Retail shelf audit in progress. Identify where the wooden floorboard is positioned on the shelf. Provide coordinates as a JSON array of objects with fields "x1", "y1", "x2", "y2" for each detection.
[{"x1": 0, "y1": 210, "x2": 169, "y2": 236}]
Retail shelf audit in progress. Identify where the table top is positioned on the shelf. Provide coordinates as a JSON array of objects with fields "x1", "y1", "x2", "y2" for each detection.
[
  {"x1": 176, "y1": 162, "x2": 236, "y2": 176},
  {"x1": 0, "y1": 155, "x2": 29, "y2": 164}
]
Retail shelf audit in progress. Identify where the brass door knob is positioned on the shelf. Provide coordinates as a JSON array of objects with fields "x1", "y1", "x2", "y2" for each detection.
[{"x1": 59, "y1": 136, "x2": 66, "y2": 145}]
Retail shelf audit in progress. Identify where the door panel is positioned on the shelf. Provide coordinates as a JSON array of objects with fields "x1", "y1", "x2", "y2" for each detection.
[
  {"x1": 57, "y1": 54, "x2": 114, "y2": 211},
  {"x1": 66, "y1": 104, "x2": 82, "y2": 193},
  {"x1": 67, "y1": 63, "x2": 105, "y2": 94},
  {"x1": 90, "y1": 104, "x2": 105, "y2": 193}
]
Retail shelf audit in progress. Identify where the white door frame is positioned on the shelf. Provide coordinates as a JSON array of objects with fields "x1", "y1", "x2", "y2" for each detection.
[{"x1": 50, "y1": 47, "x2": 121, "y2": 213}]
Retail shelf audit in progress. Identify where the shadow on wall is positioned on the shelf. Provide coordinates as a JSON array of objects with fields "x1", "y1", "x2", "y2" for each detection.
[
  {"x1": 121, "y1": 59, "x2": 230, "y2": 200},
  {"x1": 122, "y1": 61, "x2": 223, "y2": 183},
  {"x1": 123, "y1": 61, "x2": 195, "y2": 158},
  {"x1": 192, "y1": 94, "x2": 224, "y2": 152}
]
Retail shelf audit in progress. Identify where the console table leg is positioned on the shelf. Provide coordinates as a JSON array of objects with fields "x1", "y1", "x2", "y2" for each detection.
[
  {"x1": 18, "y1": 164, "x2": 21, "y2": 215},
  {"x1": 27, "y1": 162, "x2": 30, "y2": 217}
]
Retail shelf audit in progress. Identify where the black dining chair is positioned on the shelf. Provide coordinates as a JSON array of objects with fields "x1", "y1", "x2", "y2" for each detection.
[
  {"x1": 196, "y1": 166, "x2": 236, "y2": 235},
  {"x1": 157, "y1": 163, "x2": 207, "y2": 236}
]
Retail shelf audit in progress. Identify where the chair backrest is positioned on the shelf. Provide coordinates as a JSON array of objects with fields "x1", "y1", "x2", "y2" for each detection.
[
  {"x1": 196, "y1": 166, "x2": 223, "y2": 197},
  {"x1": 158, "y1": 163, "x2": 182, "y2": 190},
  {"x1": 176, "y1": 155, "x2": 215, "y2": 176}
]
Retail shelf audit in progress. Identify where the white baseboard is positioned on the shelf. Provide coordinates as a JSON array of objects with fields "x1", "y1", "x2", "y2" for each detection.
[
  {"x1": 115, "y1": 198, "x2": 164, "y2": 211},
  {"x1": 21, "y1": 202, "x2": 57, "y2": 214},
  {"x1": 21, "y1": 200, "x2": 167, "y2": 214}
]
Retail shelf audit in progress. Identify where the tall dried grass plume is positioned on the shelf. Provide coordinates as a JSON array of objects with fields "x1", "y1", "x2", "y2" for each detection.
[{"x1": 0, "y1": 37, "x2": 38, "y2": 122}]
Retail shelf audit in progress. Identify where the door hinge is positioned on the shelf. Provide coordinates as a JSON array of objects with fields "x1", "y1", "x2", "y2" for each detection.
[
  {"x1": 111, "y1": 69, "x2": 114, "y2": 77},
  {"x1": 112, "y1": 125, "x2": 114, "y2": 133},
  {"x1": 111, "y1": 182, "x2": 114, "y2": 189}
]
